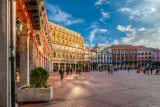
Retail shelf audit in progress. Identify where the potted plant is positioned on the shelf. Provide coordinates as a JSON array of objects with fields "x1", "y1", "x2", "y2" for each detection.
[{"x1": 17, "y1": 67, "x2": 53, "y2": 103}]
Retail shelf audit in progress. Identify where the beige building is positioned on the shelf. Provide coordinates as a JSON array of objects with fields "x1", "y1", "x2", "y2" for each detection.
[{"x1": 49, "y1": 22, "x2": 85, "y2": 71}]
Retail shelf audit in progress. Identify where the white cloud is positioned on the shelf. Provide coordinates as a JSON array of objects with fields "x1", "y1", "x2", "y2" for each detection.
[
  {"x1": 44, "y1": 2, "x2": 84, "y2": 26},
  {"x1": 117, "y1": 8, "x2": 132, "y2": 13},
  {"x1": 84, "y1": 22, "x2": 99, "y2": 31},
  {"x1": 117, "y1": 25, "x2": 134, "y2": 32},
  {"x1": 127, "y1": 0, "x2": 134, "y2": 4},
  {"x1": 117, "y1": 25, "x2": 160, "y2": 48},
  {"x1": 87, "y1": 22, "x2": 109, "y2": 47},
  {"x1": 85, "y1": 42, "x2": 89, "y2": 44},
  {"x1": 91, "y1": 44, "x2": 95, "y2": 47},
  {"x1": 94, "y1": 0, "x2": 110, "y2": 5},
  {"x1": 96, "y1": 35, "x2": 107, "y2": 41},
  {"x1": 84, "y1": 44, "x2": 89, "y2": 47},
  {"x1": 105, "y1": 41, "x2": 109, "y2": 44},
  {"x1": 89, "y1": 28, "x2": 99, "y2": 45},
  {"x1": 113, "y1": 40, "x2": 119, "y2": 45},
  {"x1": 117, "y1": 0, "x2": 160, "y2": 25},
  {"x1": 99, "y1": 9, "x2": 110, "y2": 23},
  {"x1": 98, "y1": 42, "x2": 109, "y2": 49},
  {"x1": 99, "y1": 29, "x2": 108, "y2": 33}
]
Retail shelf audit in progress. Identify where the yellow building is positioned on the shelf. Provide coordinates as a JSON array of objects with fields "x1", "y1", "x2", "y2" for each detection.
[{"x1": 49, "y1": 22, "x2": 85, "y2": 71}]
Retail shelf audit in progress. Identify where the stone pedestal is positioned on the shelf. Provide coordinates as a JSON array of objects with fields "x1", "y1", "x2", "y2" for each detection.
[{"x1": 19, "y1": 22, "x2": 30, "y2": 86}]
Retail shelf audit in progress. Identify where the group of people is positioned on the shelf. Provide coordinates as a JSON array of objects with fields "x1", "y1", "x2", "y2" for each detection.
[
  {"x1": 99, "y1": 67, "x2": 114, "y2": 74},
  {"x1": 59, "y1": 67, "x2": 73, "y2": 80},
  {"x1": 107, "y1": 67, "x2": 114, "y2": 74},
  {"x1": 137, "y1": 67, "x2": 153, "y2": 74},
  {"x1": 76, "y1": 68, "x2": 82, "y2": 74}
]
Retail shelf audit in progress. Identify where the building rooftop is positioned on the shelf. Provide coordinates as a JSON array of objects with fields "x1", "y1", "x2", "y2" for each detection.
[
  {"x1": 49, "y1": 22, "x2": 83, "y2": 38},
  {"x1": 110, "y1": 45, "x2": 147, "y2": 49}
]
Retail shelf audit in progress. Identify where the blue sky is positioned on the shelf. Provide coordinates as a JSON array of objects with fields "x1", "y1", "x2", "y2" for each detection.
[{"x1": 44, "y1": 0, "x2": 160, "y2": 49}]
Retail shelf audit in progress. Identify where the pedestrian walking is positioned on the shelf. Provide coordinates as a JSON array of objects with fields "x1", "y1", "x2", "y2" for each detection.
[
  {"x1": 147, "y1": 67, "x2": 149, "y2": 74},
  {"x1": 111, "y1": 67, "x2": 113, "y2": 74},
  {"x1": 99, "y1": 67, "x2": 102, "y2": 72},
  {"x1": 128, "y1": 68, "x2": 130, "y2": 73},
  {"x1": 108, "y1": 68, "x2": 110, "y2": 74},
  {"x1": 140, "y1": 67, "x2": 142, "y2": 72},
  {"x1": 143, "y1": 68, "x2": 146, "y2": 74},
  {"x1": 59, "y1": 67, "x2": 64, "y2": 80},
  {"x1": 66, "y1": 68, "x2": 69, "y2": 75},
  {"x1": 76, "y1": 68, "x2": 78, "y2": 75},
  {"x1": 79, "y1": 68, "x2": 82, "y2": 74},
  {"x1": 150, "y1": 67, "x2": 153, "y2": 74},
  {"x1": 70, "y1": 68, "x2": 72, "y2": 75}
]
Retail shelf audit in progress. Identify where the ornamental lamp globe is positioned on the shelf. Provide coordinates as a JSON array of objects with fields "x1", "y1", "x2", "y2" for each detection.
[{"x1": 16, "y1": 17, "x2": 23, "y2": 34}]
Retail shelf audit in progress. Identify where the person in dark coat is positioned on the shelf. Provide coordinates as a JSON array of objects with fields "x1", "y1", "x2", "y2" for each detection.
[
  {"x1": 66, "y1": 68, "x2": 69, "y2": 74},
  {"x1": 70, "y1": 68, "x2": 72, "y2": 75},
  {"x1": 108, "y1": 68, "x2": 110, "y2": 74},
  {"x1": 143, "y1": 68, "x2": 146, "y2": 74},
  {"x1": 59, "y1": 68, "x2": 64, "y2": 80},
  {"x1": 150, "y1": 67, "x2": 153, "y2": 74},
  {"x1": 111, "y1": 67, "x2": 113, "y2": 74},
  {"x1": 128, "y1": 68, "x2": 130, "y2": 73},
  {"x1": 147, "y1": 67, "x2": 149, "y2": 74}
]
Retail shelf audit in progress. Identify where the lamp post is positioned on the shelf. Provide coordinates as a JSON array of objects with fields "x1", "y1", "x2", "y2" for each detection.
[{"x1": 10, "y1": 9, "x2": 23, "y2": 107}]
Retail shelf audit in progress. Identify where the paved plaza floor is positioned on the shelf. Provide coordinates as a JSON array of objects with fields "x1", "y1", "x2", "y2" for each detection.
[{"x1": 19, "y1": 70, "x2": 160, "y2": 107}]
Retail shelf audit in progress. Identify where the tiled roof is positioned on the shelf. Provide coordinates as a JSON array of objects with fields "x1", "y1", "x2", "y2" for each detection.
[{"x1": 109, "y1": 45, "x2": 147, "y2": 49}]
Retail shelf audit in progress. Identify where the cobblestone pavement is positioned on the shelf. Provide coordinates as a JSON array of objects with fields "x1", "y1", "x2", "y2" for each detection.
[{"x1": 19, "y1": 70, "x2": 160, "y2": 107}]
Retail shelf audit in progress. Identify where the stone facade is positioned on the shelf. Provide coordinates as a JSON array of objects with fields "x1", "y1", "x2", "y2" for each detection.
[
  {"x1": 96, "y1": 47, "x2": 112, "y2": 70},
  {"x1": 0, "y1": 0, "x2": 16, "y2": 106}
]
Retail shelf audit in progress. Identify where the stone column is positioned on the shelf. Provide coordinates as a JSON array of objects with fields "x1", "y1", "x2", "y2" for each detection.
[
  {"x1": 52, "y1": 61, "x2": 53, "y2": 72},
  {"x1": 0, "y1": 0, "x2": 16, "y2": 106},
  {"x1": 37, "y1": 52, "x2": 39, "y2": 67},
  {"x1": 36, "y1": 50, "x2": 38, "y2": 67},
  {"x1": 75, "y1": 64, "x2": 76, "y2": 70},
  {"x1": 90, "y1": 63, "x2": 92, "y2": 71},
  {"x1": 29, "y1": 37, "x2": 36, "y2": 72},
  {"x1": 64, "y1": 61, "x2": 66, "y2": 72},
  {"x1": 41, "y1": 55, "x2": 42, "y2": 67},
  {"x1": 49, "y1": 60, "x2": 51, "y2": 72},
  {"x1": 58, "y1": 62, "x2": 60, "y2": 71},
  {"x1": 78, "y1": 63, "x2": 79, "y2": 68},
  {"x1": 19, "y1": 22, "x2": 30, "y2": 86},
  {"x1": 52, "y1": 62, "x2": 54, "y2": 72}
]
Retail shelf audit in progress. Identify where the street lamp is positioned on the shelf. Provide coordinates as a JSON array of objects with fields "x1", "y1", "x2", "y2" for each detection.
[
  {"x1": 16, "y1": 10, "x2": 23, "y2": 34},
  {"x1": 10, "y1": 10, "x2": 23, "y2": 107}
]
